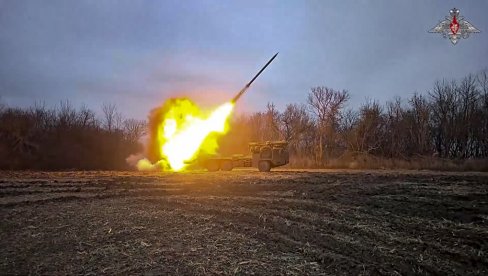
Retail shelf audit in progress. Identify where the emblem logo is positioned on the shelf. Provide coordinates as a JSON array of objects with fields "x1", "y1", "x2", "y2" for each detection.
[{"x1": 429, "y1": 8, "x2": 480, "y2": 45}]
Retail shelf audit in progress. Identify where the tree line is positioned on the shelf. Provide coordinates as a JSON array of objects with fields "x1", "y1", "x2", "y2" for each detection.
[
  {"x1": 219, "y1": 69, "x2": 488, "y2": 170},
  {"x1": 1, "y1": 69, "x2": 487, "y2": 170},
  {"x1": 0, "y1": 101, "x2": 145, "y2": 170}
]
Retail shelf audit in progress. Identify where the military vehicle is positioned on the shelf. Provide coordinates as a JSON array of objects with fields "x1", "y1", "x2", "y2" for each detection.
[{"x1": 199, "y1": 141, "x2": 289, "y2": 172}]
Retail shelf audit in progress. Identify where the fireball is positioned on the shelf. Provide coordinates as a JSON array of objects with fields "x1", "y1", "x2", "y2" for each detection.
[
  {"x1": 138, "y1": 98, "x2": 234, "y2": 171},
  {"x1": 135, "y1": 54, "x2": 277, "y2": 171}
]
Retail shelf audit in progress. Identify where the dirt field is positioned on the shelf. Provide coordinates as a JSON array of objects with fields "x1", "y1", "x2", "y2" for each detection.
[{"x1": 1, "y1": 170, "x2": 487, "y2": 275}]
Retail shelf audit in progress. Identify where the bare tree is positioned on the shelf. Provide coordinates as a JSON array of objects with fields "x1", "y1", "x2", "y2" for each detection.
[
  {"x1": 354, "y1": 100, "x2": 385, "y2": 154},
  {"x1": 408, "y1": 93, "x2": 431, "y2": 156},
  {"x1": 307, "y1": 86, "x2": 349, "y2": 165},
  {"x1": 280, "y1": 104, "x2": 312, "y2": 154},
  {"x1": 383, "y1": 97, "x2": 407, "y2": 157},
  {"x1": 123, "y1": 119, "x2": 146, "y2": 142},
  {"x1": 264, "y1": 102, "x2": 281, "y2": 141},
  {"x1": 478, "y1": 69, "x2": 488, "y2": 156},
  {"x1": 338, "y1": 108, "x2": 359, "y2": 152},
  {"x1": 30, "y1": 101, "x2": 52, "y2": 131},
  {"x1": 57, "y1": 100, "x2": 78, "y2": 128},
  {"x1": 247, "y1": 112, "x2": 267, "y2": 142},
  {"x1": 78, "y1": 105, "x2": 97, "y2": 128},
  {"x1": 429, "y1": 80, "x2": 458, "y2": 157},
  {"x1": 102, "y1": 103, "x2": 123, "y2": 132},
  {"x1": 455, "y1": 74, "x2": 480, "y2": 157}
]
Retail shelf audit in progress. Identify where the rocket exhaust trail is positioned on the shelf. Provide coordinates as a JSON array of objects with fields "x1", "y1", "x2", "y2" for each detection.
[{"x1": 231, "y1": 53, "x2": 278, "y2": 103}]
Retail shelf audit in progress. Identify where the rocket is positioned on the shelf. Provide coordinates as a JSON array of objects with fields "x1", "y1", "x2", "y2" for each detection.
[{"x1": 231, "y1": 53, "x2": 278, "y2": 103}]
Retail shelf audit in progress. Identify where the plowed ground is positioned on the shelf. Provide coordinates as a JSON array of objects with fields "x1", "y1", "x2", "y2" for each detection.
[{"x1": 1, "y1": 170, "x2": 487, "y2": 275}]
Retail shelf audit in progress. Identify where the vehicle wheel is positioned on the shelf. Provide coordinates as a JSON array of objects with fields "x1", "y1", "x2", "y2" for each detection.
[
  {"x1": 206, "y1": 160, "x2": 220, "y2": 172},
  {"x1": 221, "y1": 160, "x2": 233, "y2": 171},
  {"x1": 258, "y1": 160, "x2": 271, "y2": 172}
]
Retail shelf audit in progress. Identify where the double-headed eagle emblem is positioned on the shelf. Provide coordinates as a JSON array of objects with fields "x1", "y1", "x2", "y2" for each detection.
[{"x1": 429, "y1": 8, "x2": 480, "y2": 45}]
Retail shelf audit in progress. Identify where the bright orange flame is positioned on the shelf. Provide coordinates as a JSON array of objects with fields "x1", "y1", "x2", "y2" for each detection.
[{"x1": 138, "y1": 98, "x2": 234, "y2": 171}]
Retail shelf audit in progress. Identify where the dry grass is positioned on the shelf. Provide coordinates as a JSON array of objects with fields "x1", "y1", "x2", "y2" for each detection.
[{"x1": 288, "y1": 153, "x2": 488, "y2": 172}]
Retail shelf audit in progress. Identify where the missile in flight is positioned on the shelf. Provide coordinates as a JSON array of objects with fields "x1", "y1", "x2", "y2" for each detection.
[{"x1": 231, "y1": 52, "x2": 278, "y2": 103}]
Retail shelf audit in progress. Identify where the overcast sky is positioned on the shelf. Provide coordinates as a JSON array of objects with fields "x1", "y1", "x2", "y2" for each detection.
[{"x1": 0, "y1": 0, "x2": 487, "y2": 119}]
